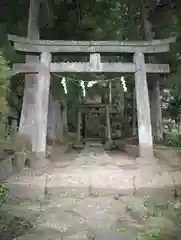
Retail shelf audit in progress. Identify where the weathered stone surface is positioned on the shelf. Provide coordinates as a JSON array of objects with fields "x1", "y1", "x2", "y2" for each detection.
[
  {"x1": 90, "y1": 170, "x2": 134, "y2": 196},
  {"x1": 43, "y1": 195, "x2": 79, "y2": 210},
  {"x1": 170, "y1": 171, "x2": 181, "y2": 197},
  {"x1": 3, "y1": 200, "x2": 42, "y2": 221},
  {"x1": 104, "y1": 140, "x2": 113, "y2": 150},
  {"x1": 134, "y1": 169, "x2": 174, "y2": 200},
  {"x1": 26, "y1": 152, "x2": 50, "y2": 169},
  {"x1": 120, "y1": 196, "x2": 148, "y2": 220},
  {"x1": 5, "y1": 174, "x2": 46, "y2": 200},
  {"x1": 70, "y1": 145, "x2": 113, "y2": 168},
  {"x1": 70, "y1": 197, "x2": 126, "y2": 229},
  {"x1": 72, "y1": 143, "x2": 85, "y2": 150},
  {"x1": 125, "y1": 144, "x2": 139, "y2": 158},
  {"x1": 37, "y1": 207, "x2": 89, "y2": 233},
  {"x1": 145, "y1": 216, "x2": 178, "y2": 238},
  {"x1": 95, "y1": 229, "x2": 129, "y2": 240},
  {"x1": 47, "y1": 173, "x2": 90, "y2": 197},
  {"x1": 63, "y1": 232, "x2": 88, "y2": 240},
  {"x1": 0, "y1": 156, "x2": 13, "y2": 181},
  {"x1": 114, "y1": 140, "x2": 126, "y2": 151},
  {"x1": 6, "y1": 145, "x2": 181, "y2": 240},
  {"x1": 154, "y1": 148, "x2": 181, "y2": 167},
  {"x1": 14, "y1": 228, "x2": 64, "y2": 240},
  {"x1": 13, "y1": 152, "x2": 27, "y2": 172}
]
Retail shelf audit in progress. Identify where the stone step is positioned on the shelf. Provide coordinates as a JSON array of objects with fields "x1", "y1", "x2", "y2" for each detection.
[
  {"x1": 72, "y1": 143, "x2": 85, "y2": 149},
  {"x1": 86, "y1": 142, "x2": 103, "y2": 147},
  {"x1": 4, "y1": 167, "x2": 181, "y2": 202}
]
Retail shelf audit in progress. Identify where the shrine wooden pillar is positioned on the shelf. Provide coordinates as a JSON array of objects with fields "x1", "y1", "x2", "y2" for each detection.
[
  {"x1": 76, "y1": 107, "x2": 81, "y2": 143},
  {"x1": 105, "y1": 105, "x2": 111, "y2": 141},
  {"x1": 133, "y1": 52, "x2": 153, "y2": 158},
  {"x1": 34, "y1": 52, "x2": 52, "y2": 157}
]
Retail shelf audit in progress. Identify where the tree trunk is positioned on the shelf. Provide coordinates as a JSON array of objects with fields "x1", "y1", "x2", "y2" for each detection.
[
  {"x1": 19, "y1": 0, "x2": 40, "y2": 150},
  {"x1": 150, "y1": 82, "x2": 164, "y2": 142},
  {"x1": 141, "y1": 1, "x2": 163, "y2": 142}
]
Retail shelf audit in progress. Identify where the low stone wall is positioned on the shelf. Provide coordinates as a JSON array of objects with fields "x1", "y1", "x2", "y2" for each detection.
[
  {"x1": 0, "y1": 156, "x2": 13, "y2": 181},
  {"x1": 154, "y1": 147, "x2": 181, "y2": 166},
  {"x1": 116, "y1": 141, "x2": 181, "y2": 164}
]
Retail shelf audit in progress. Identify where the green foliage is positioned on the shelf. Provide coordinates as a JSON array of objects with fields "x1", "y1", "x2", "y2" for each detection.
[
  {"x1": 0, "y1": 184, "x2": 8, "y2": 207},
  {"x1": 139, "y1": 198, "x2": 181, "y2": 240},
  {"x1": 125, "y1": 197, "x2": 181, "y2": 239},
  {"x1": 164, "y1": 133, "x2": 181, "y2": 148},
  {"x1": 0, "y1": 52, "x2": 11, "y2": 140}
]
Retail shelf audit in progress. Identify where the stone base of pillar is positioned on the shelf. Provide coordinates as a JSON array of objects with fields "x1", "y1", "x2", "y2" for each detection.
[
  {"x1": 104, "y1": 140, "x2": 113, "y2": 150},
  {"x1": 72, "y1": 142, "x2": 85, "y2": 150},
  {"x1": 26, "y1": 151, "x2": 50, "y2": 169}
]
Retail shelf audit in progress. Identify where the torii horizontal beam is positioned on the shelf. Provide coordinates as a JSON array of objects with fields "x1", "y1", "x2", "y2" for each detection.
[
  {"x1": 12, "y1": 62, "x2": 170, "y2": 75},
  {"x1": 8, "y1": 35, "x2": 175, "y2": 53}
]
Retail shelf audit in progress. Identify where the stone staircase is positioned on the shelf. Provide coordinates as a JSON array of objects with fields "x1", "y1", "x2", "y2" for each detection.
[{"x1": 3, "y1": 144, "x2": 181, "y2": 239}]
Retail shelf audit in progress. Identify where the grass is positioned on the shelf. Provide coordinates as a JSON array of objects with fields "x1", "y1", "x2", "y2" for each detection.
[
  {"x1": 0, "y1": 210, "x2": 33, "y2": 240},
  {"x1": 124, "y1": 197, "x2": 181, "y2": 240},
  {"x1": 0, "y1": 183, "x2": 33, "y2": 240}
]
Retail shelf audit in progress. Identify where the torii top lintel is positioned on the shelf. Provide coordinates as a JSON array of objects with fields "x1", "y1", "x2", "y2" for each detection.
[{"x1": 8, "y1": 35, "x2": 175, "y2": 54}]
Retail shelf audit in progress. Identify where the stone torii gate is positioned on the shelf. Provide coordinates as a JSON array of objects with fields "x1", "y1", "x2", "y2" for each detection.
[{"x1": 8, "y1": 34, "x2": 173, "y2": 159}]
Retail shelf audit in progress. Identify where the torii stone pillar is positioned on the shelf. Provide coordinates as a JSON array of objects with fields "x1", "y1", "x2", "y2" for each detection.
[
  {"x1": 34, "y1": 52, "x2": 52, "y2": 158},
  {"x1": 19, "y1": 0, "x2": 40, "y2": 147},
  {"x1": 133, "y1": 52, "x2": 154, "y2": 158}
]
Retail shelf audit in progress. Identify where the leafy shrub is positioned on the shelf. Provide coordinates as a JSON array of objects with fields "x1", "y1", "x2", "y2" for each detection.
[
  {"x1": 0, "y1": 51, "x2": 11, "y2": 140},
  {"x1": 164, "y1": 133, "x2": 181, "y2": 148},
  {"x1": 176, "y1": 151, "x2": 181, "y2": 158},
  {"x1": 0, "y1": 183, "x2": 8, "y2": 207}
]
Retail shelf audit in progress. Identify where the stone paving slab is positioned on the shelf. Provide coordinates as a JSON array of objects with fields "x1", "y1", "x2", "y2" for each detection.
[
  {"x1": 36, "y1": 208, "x2": 89, "y2": 233},
  {"x1": 47, "y1": 172, "x2": 91, "y2": 197},
  {"x1": 90, "y1": 170, "x2": 134, "y2": 196},
  {"x1": 5, "y1": 174, "x2": 46, "y2": 200},
  {"x1": 3, "y1": 200, "x2": 42, "y2": 222},
  {"x1": 134, "y1": 170, "x2": 173, "y2": 189},
  {"x1": 14, "y1": 228, "x2": 64, "y2": 240},
  {"x1": 95, "y1": 229, "x2": 129, "y2": 240}
]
